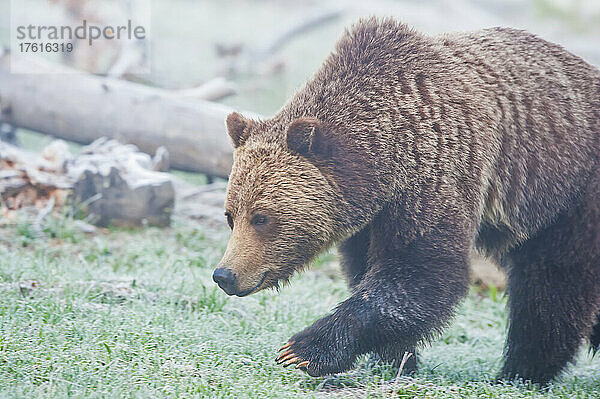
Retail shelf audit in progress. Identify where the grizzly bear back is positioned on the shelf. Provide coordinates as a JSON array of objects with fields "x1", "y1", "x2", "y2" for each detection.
[{"x1": 256, "y1": 18, "x2": 600, "y2": 255}]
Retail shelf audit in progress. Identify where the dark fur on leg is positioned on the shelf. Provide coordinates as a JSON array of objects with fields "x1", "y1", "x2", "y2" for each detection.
[
  {"x1": 499, "y1": 192, "x2": 600, "y2": 385},
  {"x1": 339, "y1": 225, "x2": 371, "y2": 288},
  {"x1": 340, "y1": 226, "x2": 419, "y2": 374},
  {"x1": 590, "y1": 313, "x2": 600, "y2": 355},
  {"x1": 280, "y1": 218, "x2": 471, "y2": 376},
  {"x1": 374, "y1": 344, "x2": 418, "y2": 375}
]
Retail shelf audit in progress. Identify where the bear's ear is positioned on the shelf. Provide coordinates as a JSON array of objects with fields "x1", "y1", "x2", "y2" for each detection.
[
  {"x1": 226, "y1": 112, "x2": 251, "y2": 148},
  {"x1": 286, "y1": 117, "x2": 332, "y2": 159}
]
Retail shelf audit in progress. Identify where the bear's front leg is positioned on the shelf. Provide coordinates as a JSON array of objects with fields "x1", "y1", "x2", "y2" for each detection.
[
  {"x1": 276, "y1": 307, "x2": 363, "y2": 376},
  {"x1": 277, "y1": 220, "x2": 471, "y2": 376}
]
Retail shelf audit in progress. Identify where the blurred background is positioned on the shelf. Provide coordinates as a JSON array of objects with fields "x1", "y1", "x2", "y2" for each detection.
[{"x1": 1, "y1": 0, "x2": 599, "y2": 116}]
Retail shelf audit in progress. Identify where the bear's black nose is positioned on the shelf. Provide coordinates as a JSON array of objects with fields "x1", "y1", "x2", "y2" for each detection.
[{"x1": 212, "y1": 267, "x2": 237, "y2": 296}]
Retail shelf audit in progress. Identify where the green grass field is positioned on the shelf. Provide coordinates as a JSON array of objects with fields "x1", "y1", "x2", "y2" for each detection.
[{"x1": 1, "y1": 214, "x2": 600, "y2": 398}]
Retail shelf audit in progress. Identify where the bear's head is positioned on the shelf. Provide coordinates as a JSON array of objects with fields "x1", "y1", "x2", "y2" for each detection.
[{"x1": 212, "y1": 112, "x2": 346, "y2": 296}]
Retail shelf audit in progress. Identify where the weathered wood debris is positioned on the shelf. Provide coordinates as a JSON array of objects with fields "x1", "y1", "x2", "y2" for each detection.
[{"x1": 1, "y1": 138, "x2": 174, "y2": 227}]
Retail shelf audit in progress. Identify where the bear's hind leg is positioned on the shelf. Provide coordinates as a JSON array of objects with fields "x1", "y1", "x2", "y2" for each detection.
[
  {"x1": 374, "y1": 343, "x2": 418, "y2": 375},
  {"x1": 339, "y1": 225, "x2": 370, "y2": 288},
  {"x1": 590, "y1": 313, "x2": 600, "y2": 354},
  {"x1": 500, "y1": 196, "x2": 600, "y2": 384}
]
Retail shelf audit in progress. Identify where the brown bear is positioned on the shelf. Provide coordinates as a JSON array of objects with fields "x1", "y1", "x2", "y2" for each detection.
[{"x1": 212, "y1": 17, "x2": 600, "y2": 384}]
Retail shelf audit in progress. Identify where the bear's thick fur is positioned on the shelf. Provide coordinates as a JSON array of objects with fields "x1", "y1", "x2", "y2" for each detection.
[{"x1": 214, "y1": 18, "x2": 600, "y2": 384}]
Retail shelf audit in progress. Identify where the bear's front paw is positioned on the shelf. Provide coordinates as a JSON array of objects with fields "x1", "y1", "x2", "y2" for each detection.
[{"x1": 275, "y1": 322, "x2": 356, "y2": 377}]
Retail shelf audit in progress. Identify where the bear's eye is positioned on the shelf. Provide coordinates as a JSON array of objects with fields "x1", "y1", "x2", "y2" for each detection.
[
  {"x1": 225, "y1": 212, "x2": 234, "y2": 230},
  {"x1": 251, "y1": 214, "x2": 269, "y2": 227}
]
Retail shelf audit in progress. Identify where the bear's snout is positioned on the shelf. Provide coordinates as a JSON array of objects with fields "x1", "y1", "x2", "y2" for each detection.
[{"x1": 212, "y1": 267, "x2": 238, "y2": 296}]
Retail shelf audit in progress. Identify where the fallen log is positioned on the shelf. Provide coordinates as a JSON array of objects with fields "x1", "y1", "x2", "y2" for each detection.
[{"x1": 0, "y1": 53, "x2": 251, "y2": 178}]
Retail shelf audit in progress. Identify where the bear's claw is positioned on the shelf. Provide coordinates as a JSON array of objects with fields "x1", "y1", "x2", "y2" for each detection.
[
  {"x1": 296, "y1": 361, "x2": 309, "y2": 369},
  {"x1": 275, "y1": 343, "x2": 309, "y2": 370},
  {"x1": 275, "y1": 349, "x2": 293, "y2": 360},
  {"x1": 278, "y1": 342, "x2": 293, "y2": 352},
  {"x1": 276, "y1": 352, "x2": 296, "y2": 364},
  {"x1": 283, "y1": 356, "x2": 301, "y2": 367}
]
